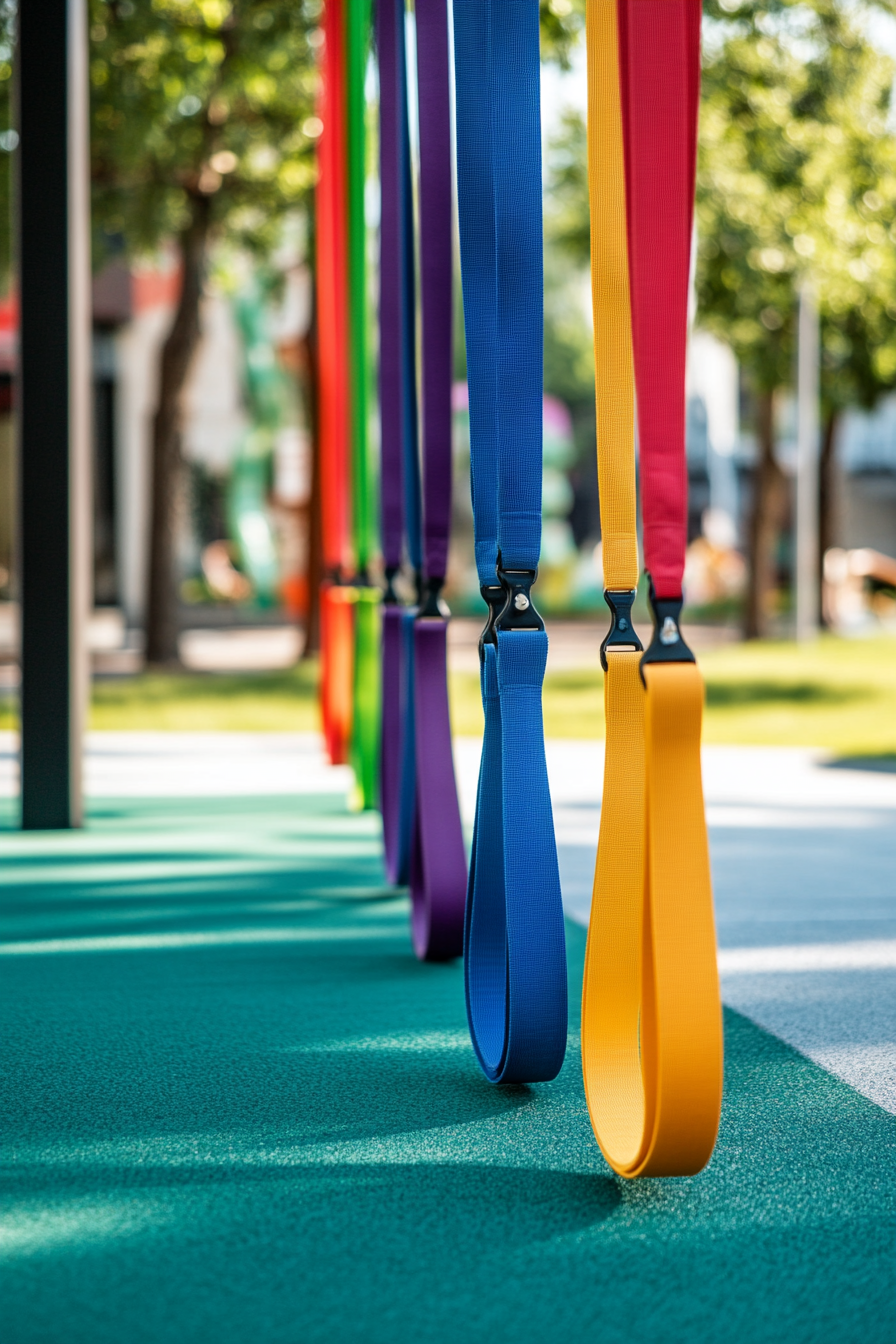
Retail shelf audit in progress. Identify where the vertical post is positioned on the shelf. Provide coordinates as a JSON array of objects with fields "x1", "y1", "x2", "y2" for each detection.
[
  {"x1": 18, "y1": 0, "x2": 92, "y2": 828},
  {"x1": 795, "y1": 281, "x2": 820, "y2": 643}
]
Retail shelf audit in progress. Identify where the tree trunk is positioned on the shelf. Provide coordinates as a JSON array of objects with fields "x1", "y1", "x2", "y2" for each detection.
[
  {"x1": 145, "y1": 194, "x2": 211, "y2": 665},
  {"x1": 744, "y1": 388, "x2": 787, "y2": 640},
  {"x1": 818, "y1": 407, "x2": 840, "y2": 628}
]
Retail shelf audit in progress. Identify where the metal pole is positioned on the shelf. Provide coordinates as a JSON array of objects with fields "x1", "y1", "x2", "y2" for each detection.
[
  {"x1": 17, "y1": 0, "x2": 92, "y2": 828},
  {"x1": 795, "y1": 281, "x2": 820, "y2": 643}
]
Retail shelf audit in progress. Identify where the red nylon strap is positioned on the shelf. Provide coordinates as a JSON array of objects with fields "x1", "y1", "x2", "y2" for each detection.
[
  {"x1": 617, "y1": 0, "x2": 700, "y2": 599},
  {"x1": 316, "y1": 0, "x2": 351, "y2": 576}
]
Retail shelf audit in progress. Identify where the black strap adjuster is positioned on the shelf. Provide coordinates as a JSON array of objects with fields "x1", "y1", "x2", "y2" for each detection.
[
  {"x1": 417, "y1": 575, "x2": 448, "y2": 620},
  {"x1": 383, "y1": 565, "x2": 400, "y2": 605},
  {"x1": 640, "y1": 578, "x2": 695, "y2": 679},
  {"x1": 495, "y1": 565, "x2": 545, "y2": 635},
  {"x1": 478, "y1": 583, "x2": 505, "y2": 658},
  {"x1": 600, "y1": 589, "x2": 643, "y2": 671}
]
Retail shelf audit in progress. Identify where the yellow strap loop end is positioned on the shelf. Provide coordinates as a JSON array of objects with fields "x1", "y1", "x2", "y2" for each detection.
[{"x1": 583, "y1": 657, "x2": 723, "y2": 1179}]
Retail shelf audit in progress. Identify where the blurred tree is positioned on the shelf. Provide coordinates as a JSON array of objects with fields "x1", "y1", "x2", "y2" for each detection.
[
  {"x1": 543, "y1": 108, "x2": 600, "y2": 541},
  {"x1": 546, "y1": 2, "x2": 896, "y2": 637},
  {"x1": 88, "y1": 0, "x2": 583, "y2": 663},
  {"x1": 698, "y1": 0, "x2": 896, "y2": 636},
  {"x1": 539, "y1": 0, "x2": 584, "y2": 68},
  {"x1": 89, "y1": 0, "x2": 320, "y2": 661}
]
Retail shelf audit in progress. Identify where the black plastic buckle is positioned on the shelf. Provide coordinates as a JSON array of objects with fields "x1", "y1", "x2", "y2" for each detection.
[
  {"x1": 383, "y1": 565, "x2": 400, "y2": 605},
  {"x1": 416, "y1": 575, "x2": 448, "y2": 620},
  {"x1": 478, "y1": 583, "x2": 505, "y2": 659},
  {"x1": 639, "y1": 578, "x2": 695, "y2": 682},
  {"x1": 495, "y1": 565, "x2": 545, "y2": 634},
  {"x1": 599, "y1": 589, "x2": 643, "y2": 672}
]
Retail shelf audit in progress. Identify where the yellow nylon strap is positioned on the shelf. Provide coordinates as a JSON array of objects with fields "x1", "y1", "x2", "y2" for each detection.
[
  {"x1": 583, "y1": 658, "x2": 723, "y2": 1177},
  {"x1": 582, "y1": 0, "x2": 723, "y2": 1178},
  {"x1": 586, "y1": 0, "x2": 638, "y2": 591}
]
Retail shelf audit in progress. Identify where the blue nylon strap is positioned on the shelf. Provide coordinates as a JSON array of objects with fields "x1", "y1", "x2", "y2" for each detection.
[
  {"x1": 454, "y1": 0, "x2": 567, "y2": 1082},
  {"x1": 451, "y1": 0, "x2": 497, "y2": 587},
  {"x1": 491, "y1": 0, "x2": 543, "y2": 574}
]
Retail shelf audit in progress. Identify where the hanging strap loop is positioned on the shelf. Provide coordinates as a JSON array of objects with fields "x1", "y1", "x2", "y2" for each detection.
[
  {"x1": 582, "y1": 0, "x2": 722, "y2": 1177},
  {"x1": 408, "y1": 0, "x2": 467, "y2": 961},
  {"x1": 377, "y1": 0, "x2": 418, "y2": 883},
  {"x1": 454, "y1": 0, "x2": 568, "y2": 1083},
  {"x1": 376, "y1": 0, "x2": 466, "y2": 936}
]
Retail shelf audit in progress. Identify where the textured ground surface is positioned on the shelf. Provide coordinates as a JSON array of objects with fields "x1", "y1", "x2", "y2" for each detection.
[{"x1": 1, "y1": 734, "x2": 894, "y2": 1343}]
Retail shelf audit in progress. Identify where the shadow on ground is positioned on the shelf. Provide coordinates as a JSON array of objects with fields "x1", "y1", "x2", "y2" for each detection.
[
  {"x1": 1, "y1": 794, "x2": 893, "y2": 1344},
  {"x1": 826, "y1": 753, "x2": 896, "y2": 773}
]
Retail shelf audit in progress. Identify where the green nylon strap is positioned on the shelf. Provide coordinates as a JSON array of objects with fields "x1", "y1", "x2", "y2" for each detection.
[
  {"x1": 350, "y1": 587, "x2": 381, "y2": 811},
  {"x1": 346, "y1": 0, "x2": 379, "y2": 811},
  {"x1": 346, "y1": 0, "x2": 374, "y2": 573}
]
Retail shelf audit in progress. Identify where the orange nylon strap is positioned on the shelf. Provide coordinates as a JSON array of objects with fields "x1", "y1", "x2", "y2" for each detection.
[{"x1": 581, "y1": 0, "x2": 723, "y2": 1179}]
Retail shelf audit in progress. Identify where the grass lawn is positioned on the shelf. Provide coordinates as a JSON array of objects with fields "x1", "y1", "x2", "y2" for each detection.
[
  {"x1": 452, "y1": 633, "x2": 896, "y2": 754},
  {"x1": 1, "y1": 633, "x2": 894, "y2": 755}
]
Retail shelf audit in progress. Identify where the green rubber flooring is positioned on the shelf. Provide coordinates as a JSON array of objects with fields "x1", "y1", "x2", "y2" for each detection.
[{"x1": 1, "y1": 793, "x2": 894, "y2": 1344}]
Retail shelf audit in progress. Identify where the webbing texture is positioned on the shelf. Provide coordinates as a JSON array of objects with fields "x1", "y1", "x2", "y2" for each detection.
[
  {"x1": 454, "y1": 0, "x2": 567, "y2": 1082},
  {"x1": 317, "y1": 0, "x2": 351, "y2": 580},
  {"x1": 585, "y1": 0, "x2": 637, "y2": 593},
  {"x1": 376, "y1": 0, "x2": 467, "y2": 945},
  {"x1": 410, "y1": 618, "x2": 467, "y2": 960},
  {"x1": 618, "y1": 0, "x2": 699, "y2": 601},
  {"x1": 346, "y1": 0, "x2": 379, "y2": 810},
  {"x1": 416, "y1": 0, "x2": 453, "y2": 585},
  {"x1": 377, "y1": 0, "x2": 417, "y2": 882},
  {"x1": 346, "y1": 0, "x2": 374, "y2": 575},
  {"x1": 377, "y1": 0, "x2": 405, "y2": 578},
  {"x1": 582, "y1": 0, "x2": 722, "y2": 1177},
  {"x1": 320, "y1": 583, "x2": 354, "y2": 767},
  {"x1": 317, "y1": 0, "x2": 352, "y2": 766},
  {"x1": 452, "y1": 0, "x2": 497, "y2": 587},
  {"x1": 408, "y1": 0, "x2": 467, "y2": 959}
]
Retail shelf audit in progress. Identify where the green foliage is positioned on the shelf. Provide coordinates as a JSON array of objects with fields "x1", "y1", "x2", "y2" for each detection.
[
  {"x1": 543, "y1": 111, "x2": 598, "y2": 466},
  {"x1": 89, "y1": 0, "x2": 321, "y2": 265},
  {"x1": 544, "y1": 3, "x2": 896, "y2": 416},
  {"x1": 545, "y1": 106, "x2": 589, "y2": 265},
  {"x1": 88, "y1": 0, "x2": 584, "y2": 268},
  {"x1": 698, "y1": 0, "x2": 896, "y2": 409},
  {"x1": 539, "y1": 0, "x2": 584, "y2": 70}
]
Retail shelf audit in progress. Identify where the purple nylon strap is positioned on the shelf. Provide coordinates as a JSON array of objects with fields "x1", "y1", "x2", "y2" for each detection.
[
  {"x1": 380, "y1": 606, "x2": 403, "y2": 883},
  {"x1": 408, "y1": 0, "x2": 467, "y2": 959},
  {"x1": 410, "y1": 619, "x2": 467, "y2": 959},
  {"x1": 376, "y1": 0, "x2": 466, "y2": 952},
  {"x1": 377, "y1": 0, "x2": 404, "y2": 574},
  {"x1": 416, "y1": 0, "x2": 453, "y2": 584},
  {"x1": 378, "y1": 0, "x2": 407, "y2": 885}
]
